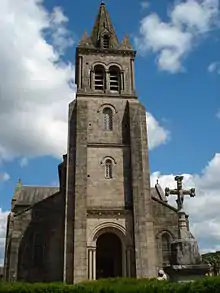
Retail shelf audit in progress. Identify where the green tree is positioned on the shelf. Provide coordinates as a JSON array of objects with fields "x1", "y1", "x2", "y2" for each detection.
[{"x1": 202, "y1": 251, "x2": 220, "y2": 275}]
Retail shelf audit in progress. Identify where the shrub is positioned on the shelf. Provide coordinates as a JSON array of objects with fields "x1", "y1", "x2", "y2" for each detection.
[{"x1": 0, "y1": 277, "x2": 220, "y2": 293}]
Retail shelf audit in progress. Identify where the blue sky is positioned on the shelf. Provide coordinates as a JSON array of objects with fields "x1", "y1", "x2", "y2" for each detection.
[{"x1": 0, "y1": 0, "x2": 220, "y2": 258}]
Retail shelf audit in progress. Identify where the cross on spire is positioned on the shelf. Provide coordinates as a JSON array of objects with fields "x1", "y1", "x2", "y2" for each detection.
[{"x1": 165, "y1": 175, "x2": 195, "y2": 211}]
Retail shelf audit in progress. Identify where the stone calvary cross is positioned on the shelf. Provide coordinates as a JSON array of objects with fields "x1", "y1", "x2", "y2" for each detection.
[{"x1": 165, "y1": 175, "x2": 196, "y2": 211}]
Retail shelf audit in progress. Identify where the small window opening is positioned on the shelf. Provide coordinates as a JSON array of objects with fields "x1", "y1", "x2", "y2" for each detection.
[
  {"x1": 105, "y1": 159, "x2": 113, "y2": 179},
  {"x1": 103, "y1": 107, "x2": 113, "y2": 131},
  {"x1": 94, "y1": 66, "x2": 105, "y2": 91}
]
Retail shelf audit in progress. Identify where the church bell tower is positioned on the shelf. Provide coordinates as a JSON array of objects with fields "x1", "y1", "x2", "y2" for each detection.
[{"x1": 63, "y1": 2, "x2": 157, "y2": 283}]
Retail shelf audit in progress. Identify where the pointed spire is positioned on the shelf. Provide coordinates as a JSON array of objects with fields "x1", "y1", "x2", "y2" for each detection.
[
  {"x1": 78, "y1": 31, "x2": 93, "y2": 47},
  {"x1": 90, "y1": 2, "x2": 119, "y2": 49},
  {"x1": 119, "y1": 34, "x2": 133, "y2": 50},
  {"x1": 79, "y1": 31, "x2": 88, "y2": 43}
]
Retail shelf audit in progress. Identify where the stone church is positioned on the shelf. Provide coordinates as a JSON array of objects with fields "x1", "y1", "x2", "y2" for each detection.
[{"x1": 4, "y1": 2, "x2": 184, "y2": 283}]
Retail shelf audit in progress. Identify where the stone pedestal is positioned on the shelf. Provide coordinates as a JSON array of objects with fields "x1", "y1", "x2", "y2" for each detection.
[
  {"x1": 164, "y1": 264, "x2": 210, "y2": 283},
  {"x1": 170, "y1": 238, "x2": 201, "y2": 265}
]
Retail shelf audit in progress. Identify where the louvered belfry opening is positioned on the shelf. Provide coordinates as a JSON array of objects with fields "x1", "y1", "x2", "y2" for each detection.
[
  {"x1": 103, "y1": 35, "x2": 110, "y2": 49},
  {"x1": 109, "y1": 66, "x2": 120, "y2": 92},
  {"x1": 94, "y1": 65, "x2": 105, "y2": 91}
]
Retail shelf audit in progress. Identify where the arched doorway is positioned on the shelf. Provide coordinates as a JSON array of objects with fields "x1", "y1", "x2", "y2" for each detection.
[{"x1": 96, "y1": 232, "x2": 122, "y2": 279}]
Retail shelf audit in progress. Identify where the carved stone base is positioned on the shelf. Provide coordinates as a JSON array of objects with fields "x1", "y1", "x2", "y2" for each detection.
[
  {"x1": 170, "y1": 238, "x2": 201, "y2": 265},
  {"x1": 164, "y1": 264, "x2": 210, "y2": 283}
]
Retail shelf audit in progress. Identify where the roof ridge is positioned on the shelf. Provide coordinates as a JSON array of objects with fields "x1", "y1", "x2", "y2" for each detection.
[{"x1": 22, "y1": 185, "x2": 59, "y2": 188}]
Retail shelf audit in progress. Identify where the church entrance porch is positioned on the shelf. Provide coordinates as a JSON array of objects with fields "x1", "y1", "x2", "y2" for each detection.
[
  {"x1": 96, "y1": 232, "x2": 122, "y2": 279},
  {"x1": 87, "y1": 223, "x2": 130, "y2": 280}
]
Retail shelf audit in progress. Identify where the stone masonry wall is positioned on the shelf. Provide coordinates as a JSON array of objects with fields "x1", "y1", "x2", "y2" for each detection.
[
  {"x1": 86, "y1": 97, "x2": 131, "y2": 208},
  {"x1": 152, "y1": 199, "x2": 179, "y2": 268},
  {"x1": 64, "y1": 99, "x2": 88, "y2": 284},
  {"x1": 5, "y1": 192, "x2": 64, "y2": 282},
  {"x1": 129, "y1": 100, "x2": 157, "y2": 278}
]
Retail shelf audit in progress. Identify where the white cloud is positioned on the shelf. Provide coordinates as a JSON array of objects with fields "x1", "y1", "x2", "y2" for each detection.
[
  {"x1": 0, "y1": 0, "x2": 168, "y2": 164},
  {"x1": 146, "y1": 112, "x2": 170, "y2": 150},
  {"x1": 0, "y1": 0, "x2": 75, "y2": 163},
  {"x1": 135, "y1": 0, "x2": 219, "y2": 72},
  {"x1": 19, "y1": 157, "x2": 28, "y2": 168},
  {"x1": 0, "y1": 173, "x2": 10, "y2": 182},
  {"x1": 48, "y1": 7, "x2": 74, "y2": 54},
  {"x1": 151, "y1": 153, "x2": 220, "y2": 252},
  {"x1": 171, "y1": 0, "x2": 219, "y2": 33},
  {"x1": 208, "y1": 61, "x2": 220, "y2": 73},
  {"x1": 0, "y1": 209, "x2": 9, "y2": 265}
]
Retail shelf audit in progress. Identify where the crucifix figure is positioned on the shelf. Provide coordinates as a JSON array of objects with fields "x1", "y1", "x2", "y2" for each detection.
[{"x1": 165, "y1": 176, "x2": 196, "y2": 211}]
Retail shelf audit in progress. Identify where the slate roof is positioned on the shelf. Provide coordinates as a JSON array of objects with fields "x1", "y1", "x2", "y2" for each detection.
[
  {"x1": 150, "y1": 184, "x2": 167, "y2": 202},
  {"x1": 13, "y1": 186, "x2": 59, "y2": 206},
  {"x1": 151, "y1": 187, "x2": 159, "y2": 199}
]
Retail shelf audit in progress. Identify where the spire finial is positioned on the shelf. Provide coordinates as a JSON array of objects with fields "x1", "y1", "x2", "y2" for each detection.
[
  {"x1": 101, "y1": 1, "x2": 105, "y2": 5},
  {"x1": 156, "y1": 178, "x2": 159, "y2": 184},
  {"x1": 14, "y1": 178, "x2": 22, "y2": 194}
]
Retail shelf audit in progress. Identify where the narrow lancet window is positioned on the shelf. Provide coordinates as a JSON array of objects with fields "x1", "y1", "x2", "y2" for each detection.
[
  {"x1": 105, "y1": 159, "x2": 113, "y2": 179},
  {"x1": 103, "y1": 107, "x2": 113, "y2": 131}
]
